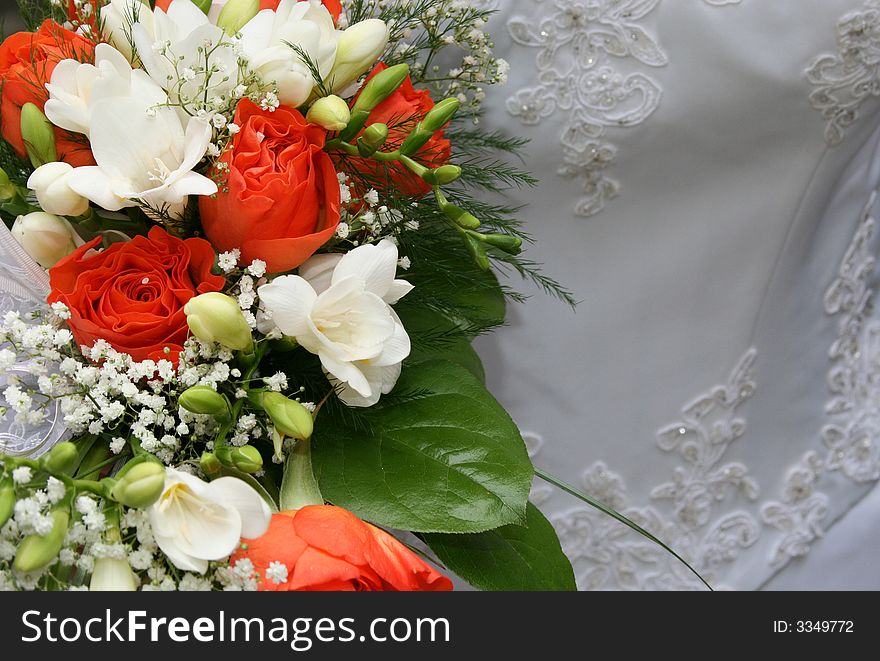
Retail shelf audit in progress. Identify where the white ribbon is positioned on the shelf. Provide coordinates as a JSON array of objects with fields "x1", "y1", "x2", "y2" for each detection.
[{"x1": 0, "y1": 221, "x2": 69, "y2": 457}]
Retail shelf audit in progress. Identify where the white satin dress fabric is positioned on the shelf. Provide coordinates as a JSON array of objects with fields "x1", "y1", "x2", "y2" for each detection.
[{"x1": 475, "y1": 0, "x2": 880, "y2": 590}]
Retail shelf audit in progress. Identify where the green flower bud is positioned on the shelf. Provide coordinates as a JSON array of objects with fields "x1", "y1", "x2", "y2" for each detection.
[
  {"x1": 340, "y1": 64, "x2": 410, "y2": 142},
  {"x1": 399, "y1": 128, "x2": 433, "y2": 157},
  {"x1": 216, "y1": 0, "x2": 259, "y2": 35},
  {"x1": 421, "y1": 164, "x2": 462, "y2": 186},
  {"x1": 184, "y1": 292, "x2": 254, "y2": 353},
  {"x1": 352, "y1": 63, "x2": 410, "y2": 114},
  {"x1": 0, "y1": 478, "x2": 14, "y2": 528},
  {"x1": 41, "y1": 441, "x2": 79, "y2": 475},
  {"x1": 399, "y1": 98, "x2": 460, "y2": 156},
  {"x1": 306, "y1": 95, "x2": 351, "y2": 132},
  {"x1": 20, "y1": 103, "x2": 57, "y2": 168},
  {"x1": 357, "y1": 122, "x2": 389, "y2": 157},
  {"x1": 0, "y1": 167, "x2": 16, "y2": 202},
  {"x1": 421, "y1": 98, "x2": 460, "y2": 133},
  {"x1": 464, "y1": 233, "x2": 490, "y2": 272},
  {"x1": 178, "y1": 386, "x2": 231, "y2": 418},
  {"x1": 14, "y1": 507, "x2": 69, "y2": 573},
  {"x1": 200, "y1": 451, "x2": 222, "y2": 477},
  {"x1": 216, "y1": 445, "x2": 263, "y2": 474},
  {"x1": 441, "y1": 203, "x2": 480, "y2": 230},
  {"x1": 261, "y1": 392, "x2": 314, "y2": 440},
  {"x1": 472, "y1": 232, "x2": 523, "y2": 256},
  {"x1": 110, "y1": 460, "x2": 166, "y2": 509}
]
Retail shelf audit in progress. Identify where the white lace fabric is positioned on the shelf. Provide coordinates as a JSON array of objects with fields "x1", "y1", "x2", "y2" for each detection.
[{"x1": 477, "y1": 0, "x2": 880, "y2": 589}]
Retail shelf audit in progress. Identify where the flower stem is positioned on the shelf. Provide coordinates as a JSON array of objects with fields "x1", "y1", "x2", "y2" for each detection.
[
  {"x1": 279, "y1": 438, "x2": 323, "y2": 511},
  {"x1": 213, "y1": 341, "x2": 268, "y2": 450}
]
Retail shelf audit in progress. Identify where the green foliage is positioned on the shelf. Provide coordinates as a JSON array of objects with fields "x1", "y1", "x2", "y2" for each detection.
[
  {"x1": 312, "y1": 358, "x2": 533, "y2": 533},
  {"x1": 16, "y1": 0, "x2": 63, "y2": 32},
  {"x1": 423, "y1": 503, "x2": 577, "y2": 591}
]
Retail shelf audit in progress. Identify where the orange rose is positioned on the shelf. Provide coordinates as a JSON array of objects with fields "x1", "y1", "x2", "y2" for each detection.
[
  {"x1": 232, "y1": 506, "x2": 453, "y2": 591},
  {"x1": 199, "y1": 99, "x2": 340, "y2": 273},
  {"x1": 48, "y1": 227, "x2": 226, "y2": 364},
  {"x1": 342, "y1": 62, "x2": 453, "y2": 198},
  {"x1": 153, "y1": 0, "x2": 343, "y2": 22},
  {"x1": 0, "y1": 20, "x2": 95, "y2": 167}
]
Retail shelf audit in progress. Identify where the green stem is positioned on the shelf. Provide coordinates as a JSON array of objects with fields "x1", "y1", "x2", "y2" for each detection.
[
  {"x1": 72, "y1": 479, "x2": 107, "y2": 498},
  {"x1": 534, "y1": 467, "x2": 713, "y2": 591},
  {"x1": 326, "y1": 138, "x2": 403, "y2": 163},
  {"x1": 279, "y1": 439, "x2": 323, "y2": 511},
  {"x1": 213, "y1": 342, "x2": 268, "y2": 450}
]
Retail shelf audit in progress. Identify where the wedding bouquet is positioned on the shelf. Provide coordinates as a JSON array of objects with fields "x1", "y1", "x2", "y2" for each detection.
[{"x1": 0, "y1": 0, "x2": 628, "y2": 592}]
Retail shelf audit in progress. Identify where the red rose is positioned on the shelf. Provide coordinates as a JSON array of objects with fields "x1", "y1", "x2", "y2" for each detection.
[
  {"x1": 48, "y1": 227, "x2": 225, "y2": 364},
  {"x1": 0, "y1": 20, "x2": 95, "y2": 167},
  {"x1": 342, "y1": 62, "x2": 453, "y2": 198},
  {"x1": 152, "y1": 0, "x2": 343, "y2": 22},
  {"x1": 232, "y1": 506, "x2": 453, "y2": 591},
  {"x1": 199, "y1": 99, "x2": 340, "y2": 273}
]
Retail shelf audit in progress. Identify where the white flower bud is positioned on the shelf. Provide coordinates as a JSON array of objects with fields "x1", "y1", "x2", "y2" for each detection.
[
  {"x1": 100, "y1": 0, "x2": 154, "y2": 62},
  {"x1": 90, "y1": 557, "x2": 139, "y2": 591},
  {"x1": 305, "y1": 95, "x2": 351, "y2": 132},
  {"x1": 27, "y1": 162, "x2": 90, "y2": 217},
  {"x1": 329, "y1": 19, "x2": 390, "y2": 93},
  {"x1": 11, "y1": 212, "x2": 84, "y2": 269},
  {"x1": 184, "y1": 292, "x2": 254, "y2": 352}
]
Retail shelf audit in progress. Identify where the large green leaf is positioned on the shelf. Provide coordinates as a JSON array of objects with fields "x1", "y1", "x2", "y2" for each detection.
[
  {"x1": 312, "y1": 359, "x2": 532, "y2": 533},
  {"x1": 423, "y1": 503, "x2": 576, "y2": 591}
]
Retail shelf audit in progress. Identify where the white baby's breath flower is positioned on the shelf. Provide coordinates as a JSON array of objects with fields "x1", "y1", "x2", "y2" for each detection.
[
  {"x1": 218, "y1": 249, "x2": 240, "y2": 272},
  {"x1": 246, "y1": 260, "x2": 266, "y2": 278},
  {"x1": 265, "y1": 561, "x2": 289, "y2": 585},
  {"x1": 12, "y1": 467, "x2": 32, "y2": 485},
  {"x1": 46, "y1": 477, "x2": 67, "y2": 504}
]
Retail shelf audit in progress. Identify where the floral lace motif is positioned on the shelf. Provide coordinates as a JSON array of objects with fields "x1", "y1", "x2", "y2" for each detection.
[
  {"x1": 534, "y1": 349, "x2": 760, "y2": 590},
  {"x1": 505, "y1": 0, "x2": 739, "y2": 217},
  {"x1": 531, "y1": 191, "x2": 880, "y2": 585},
  {"x1": 506, "y1": 0, "x2": 667, "y2": 217},
  {"x1": 762, "y1": 192, "x2": 880, "y2": 566},
  {"x1": 808, "y1": 0, "x2": 880, "y2": 145}
]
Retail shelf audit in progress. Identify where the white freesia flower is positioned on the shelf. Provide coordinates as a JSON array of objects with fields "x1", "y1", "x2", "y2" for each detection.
[
  {"x1": 27, "y1": 162, "x2": 89, "y2": 216},
  {"x1": 44, "y1": 43, "x2": 166, "y2": 138},
  {"x1": 100, "y1": 0, "x2": 155, "y2": 62},
  {"x1": 133, "y1": 0, "x2": 239, "y2": 105},
  {"x1": 149, "y1": 468, "x2": 271, "y2": 574},
  {"x1": 11, "y1": 212, "x2": 85, "y2": 269},
  {"x1": 258, "y1": 240, "x2": 413, "y2": 407},
  {"x1": 327, "y1": 19, "x2": 389, "y2": 93},
  {"x1": 65, "y1": 97, "x2": 216, "y2": 218},
  {"x1": 239, "y1": 0, "x2": 339, "y2": 107},
  {"x1": 90, "y1": 557, "x2": 139, "y2": 591}
]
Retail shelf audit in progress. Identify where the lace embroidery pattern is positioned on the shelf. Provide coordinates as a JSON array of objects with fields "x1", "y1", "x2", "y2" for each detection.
[
  {"x1": 808, "y1": 0, "x2": 880, "y2": 146},
  {"x1": 506, "y1": 0, "x2": 667, "y2": 217},
  {"x1": 535, "y1": 349, "x2": 760, "y2": 590},
  {"x1": 762, "y1": 193, "x2": 880, "y2": 566},
  {"x1": 505, "y1": 0, "x2": 739, "y2": 217},
  {"x1": 761, "y1": 452, "x2": 829, "y2": 567}
]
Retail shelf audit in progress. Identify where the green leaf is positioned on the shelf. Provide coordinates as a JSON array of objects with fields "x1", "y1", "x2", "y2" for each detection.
[
  {"x1": 423, "y1": 503, "x2": 576, "y2": 591},
  {"x1": 312, "y1": 359, "x2": 532, "y2": 533}
]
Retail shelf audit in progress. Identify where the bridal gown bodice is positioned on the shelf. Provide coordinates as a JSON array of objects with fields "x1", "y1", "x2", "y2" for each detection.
[{"x1": 475, "y1": 0, "x2": 880, "y2": 589}]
